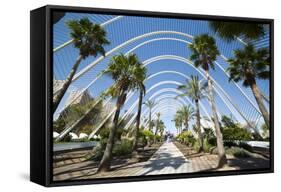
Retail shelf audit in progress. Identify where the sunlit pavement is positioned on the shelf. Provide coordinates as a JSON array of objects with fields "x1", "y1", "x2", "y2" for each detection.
[
  {"x1": 136, "y1": 142, "x2": 192, "y2": 175},
  {"x1": 53, "y1": 141, "x2": 269, "y2": 181}
]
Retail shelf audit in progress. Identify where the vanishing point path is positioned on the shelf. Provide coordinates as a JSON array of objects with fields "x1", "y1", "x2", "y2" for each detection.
[
  {"x1": 76, "y1": 142, "x2": 196, "y2": 179},
  {"x1": 54, "y1": 142, "x2": 243, "y2": 180},
  {"x1": 136, "y1": 142, "x2": 192, "y2": 175}
]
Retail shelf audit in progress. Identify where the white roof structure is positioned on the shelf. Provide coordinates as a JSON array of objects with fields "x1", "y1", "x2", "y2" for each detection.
[
  {"x1": 53, "y1": 131, "x2": 60, "y2": 139},
  {"x1": 69, "y1": 132, "x2": 79, "y2": 140},
  {"x1": 79, "y1": 133, "x2": 88, "y2": 139}
]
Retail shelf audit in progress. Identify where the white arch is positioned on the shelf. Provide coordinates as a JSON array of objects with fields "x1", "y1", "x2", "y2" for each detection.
[
  {"x1": 125, "y1": 36, "x2": 260, "y2": 113},
  {"x1": 53, "y1": 16, "x2": 124, "y2": 52},
  {"x1": 59, "y1": 55, "x2": 243, "y2": 141},
  {"x1": 121, "y1": 59, "x2": 240, "y2": 123},
  {"x1": 70, "y1": 31, "x2": 193, "y2": 82},
  {"x1": 124, "y1": 99, "x2": 184, "y2": 130},
  {"x1": 142, "y1": 94, "x2": 187, "y2": 117},
  {"x1": 141, "y1": 55, "x2": 258, "y2": 121},
  {"x1": 123, "y1": 87, "x2": 213, "y2": 131},
  {"x1": 55, "y1": 34, "x2": 260, "y2": 120}
]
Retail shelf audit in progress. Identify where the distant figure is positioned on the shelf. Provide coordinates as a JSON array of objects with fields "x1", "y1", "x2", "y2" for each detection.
[{"x1": 166, "y1": 136, "x2": 170, "y2": 143}]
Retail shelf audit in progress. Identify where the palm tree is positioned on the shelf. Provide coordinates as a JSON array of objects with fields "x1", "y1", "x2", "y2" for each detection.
[
  {"x1": 154, "y1": 112, "x2": 161, "y2": 143},
  {"x1": 158, "y1": 120, "x2": 165, "y2": 141},
  {"x1": 177, "y1": 75, "x2": 207, "y2": 152},
  {"x1": 176, "y1": 105, "x2": 194, "y2": 131},
  {"x1": 189, "y1": 34, "x2": 227, "y2": 167},
  {"x1": 144, "y1": 100, "x2": 157, "y2": 131},
  {"x1": 209, "y1": 21, "x2": 266, "y2": 41},
  {"x1": 53, "y1": 18, "x2": 110, "y2": 114},
  {"x1": 97, "y1": 53, "x2": 146, "y2": 172},
  {"x1": 227, "y1": 44, "x2": 270, "y2": 128},
  {"x1": 132, "y1": 82, "x2": 146, "y2": 152},
  {"x1": 172, "y1": 115, "x2": 183, "y2": 135}
]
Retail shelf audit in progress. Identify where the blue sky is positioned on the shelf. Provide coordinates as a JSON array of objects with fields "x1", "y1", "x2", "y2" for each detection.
[{"x1": 53, "y1": 12, "x2": 270, "y2": 133}]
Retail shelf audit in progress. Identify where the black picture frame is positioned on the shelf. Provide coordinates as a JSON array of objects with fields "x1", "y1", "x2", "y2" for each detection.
[{"x1": 30, "y1": 5, "x2": 274, "y2": 187}]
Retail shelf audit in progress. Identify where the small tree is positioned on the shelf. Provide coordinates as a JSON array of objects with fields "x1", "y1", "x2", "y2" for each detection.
[
  {"x1": 53, "y1": 18, "x2": 110, "y2": 113},
  {"x1": 97, "y1": 53, "x2": 146, "y2": 172}
]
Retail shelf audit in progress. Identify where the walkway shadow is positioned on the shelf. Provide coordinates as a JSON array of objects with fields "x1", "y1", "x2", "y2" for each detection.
[
  {"x1": 197, "y1": 157, "x2": 270, "y2": 173},
  {"x1": 140, "y1": 152, "x2": 189, "y2": 175},
  {"x1": 227, "y1": 157, "x2": 270, "y2": 170}
]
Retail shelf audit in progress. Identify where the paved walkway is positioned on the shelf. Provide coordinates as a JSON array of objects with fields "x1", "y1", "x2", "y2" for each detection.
[
  {"x1": 75, "y1": 142, "x2": 193, "y2": 179},
  {"x1": 53, "y1": 141, "x2": 269, "y2": 181},
  {"x1": 136, "y1": 142, "x2": 192, "y2": 175}
]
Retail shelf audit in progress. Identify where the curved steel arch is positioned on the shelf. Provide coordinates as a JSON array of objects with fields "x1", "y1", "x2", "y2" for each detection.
[
  {"x1": 141, "y1": 55, "x2": 259, "y2": 121},
  {"x1": 54, "y1": 31, "x2": 261, "y2": 140},
  {"x1": 138, "y1": 94, "x2": 187, "y2": 126},
  {"x1": 121, "y1": 70, "x2": 192, "y2": 120},
  {"x1": 89, "y1": 82, "x2": 189, "y2": 138},
  {"x1": 141, "y1": 88, "x2": 212, "y2": 121},
  {"x1": 54, "y1": 14, "x2": 250, "y2": 53},
  {"x1": 144, "y1": 106, "x2": 181, "y2": 128},
  {"x1": 59, "y1": 55, "x2": 241, "y2": 140},
  {"x1": 55, "y1": 33, "x2": 259, "y2": 119},
  {"x1": 122, "y1": 56, "x2": 238, "y2": 121},
  {"x1": 125, "y1": 36, "x2": 259, "y2": 110},
  {"x1": 53, "y1": 16, "x2": 124, "y2": 52},
  {"x1": 140, "y1": 94, "x2": 186, "y2": 125},
  {"x1": 70, "y1": 31, "x2": 193, "y2": 82},
  {"x1": 122, "y1": 79, "x2": 213, "y2": 122},
  {"x1": 121, "y1": 60, "x2": 239, "y2": 123},
  {"x1": 122, "y1": 87, "x2": 213, "y2": 131},
  {"x1": 147, "y1": 105, "x2": 212, "y2": 130},
  {"x1": 124, "y1": 98, "x2": 184, "y2": 130},
  {"x1": 141, "y1": 94, "x2": 187, "y2": 116},
  {"x1": 118, "y1": 80, "x2": 183, "y2": 123}
]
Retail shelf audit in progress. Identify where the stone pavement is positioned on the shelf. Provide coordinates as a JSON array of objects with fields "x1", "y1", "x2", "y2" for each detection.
[
  {"x1": 136, "y1": 142, "x2": 192, "y2": 175},
  {"x1": 56, "y1": 142, "x2": 198, "y2": 180},
  {"x1": 53, "y1": 141, "x2": 268, "y2": 181}
]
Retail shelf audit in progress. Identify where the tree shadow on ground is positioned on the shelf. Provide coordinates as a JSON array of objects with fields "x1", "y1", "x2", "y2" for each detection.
[
  {"x1": 139, "y1": 152, "x2": 189, "y2": 175},
  {"x1": 198, "y1": 157, "x2": 270, "y2": 172},
  {"x1": 227, "y1": 157, "x2": 270, "y2": 170}
]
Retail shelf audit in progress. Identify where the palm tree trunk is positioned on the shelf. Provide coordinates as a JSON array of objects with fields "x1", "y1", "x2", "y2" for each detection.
[
  {"x1": 133, "y1": 89, "x2": 143, "y2": 151},
  {"x1": 53, "y1": 55, "x2": 83, "y2": 114},
  {"x1": 97, "y1": 93, "x2": 124, "y2": 172},
  {"x1": 206, "y1": 70, "x2": 227, "y2": 167},
  {"x1": 195, "y1": 99, "x2": 203, "y2": 152},
  {"x1": 250, "y1": 81, "x2": 270, "y2": 128},
  {"x1": 148, "y1": 109, "x2": 152, "y2": 131},
  {"x1": 154, "y1": 123, "x2": 158, "y2": 143}
]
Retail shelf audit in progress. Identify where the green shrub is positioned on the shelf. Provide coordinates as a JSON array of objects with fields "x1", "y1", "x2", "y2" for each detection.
[
  {"x1": 193, "y1": 140, "x2": 200, "y2": 152},
  {"x1": 142, "y1": 129, "x2": 154, "y2": 145},
  {"x1": 137, "y1": 129, "x2": 147, "y2": 146},
  {"x1": 89, "y1": 137, "x2": 100, "y2": 142},
  {"x1": 142, "y1": 130, "x2": 154, "y2": 139},
  {"x1": 203, "y1": 138, "x2": 214, "y2": 153},
  {"x1": 226, "y1": 147, "x2": 252, "y2": 158},
  {"x1": 53, "y1": 118, "x2": 66, "y2": 133},
  {"x1": 238, "y1": 142, "x2": 253, "y2": 152},
  {"x1": 209, "y1": 146, "x2": 218, "y2": 154},
  {"x1": 222, "y1": 127, "x2": 252, "y2": 141},
  {"x1": 224, "y1": 140, "x2": 238, "y2": 148},
  {"x1": 85, "y1": 144, "x2": 104, "y2": 161},
  {"x1": 62, "y1": 134, "x2": 72, "y2": 142},
  {"x1": 187, "y1": 137, "x2": 196, "y2": 146},
  {"x1": 176, "y1": 131, "x2": 195, "y2": 146},
  {"x1": 113, "y1": 139, "x2": 133, "y2": 156},
  {"x1": 208, "y1": 137, "x2": 217, "y2": 146}
]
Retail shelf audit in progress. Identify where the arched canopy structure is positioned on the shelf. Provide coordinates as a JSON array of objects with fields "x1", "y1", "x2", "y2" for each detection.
[{"x1": 53, "y1": 12, "x2": 270, "y2": 140}]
